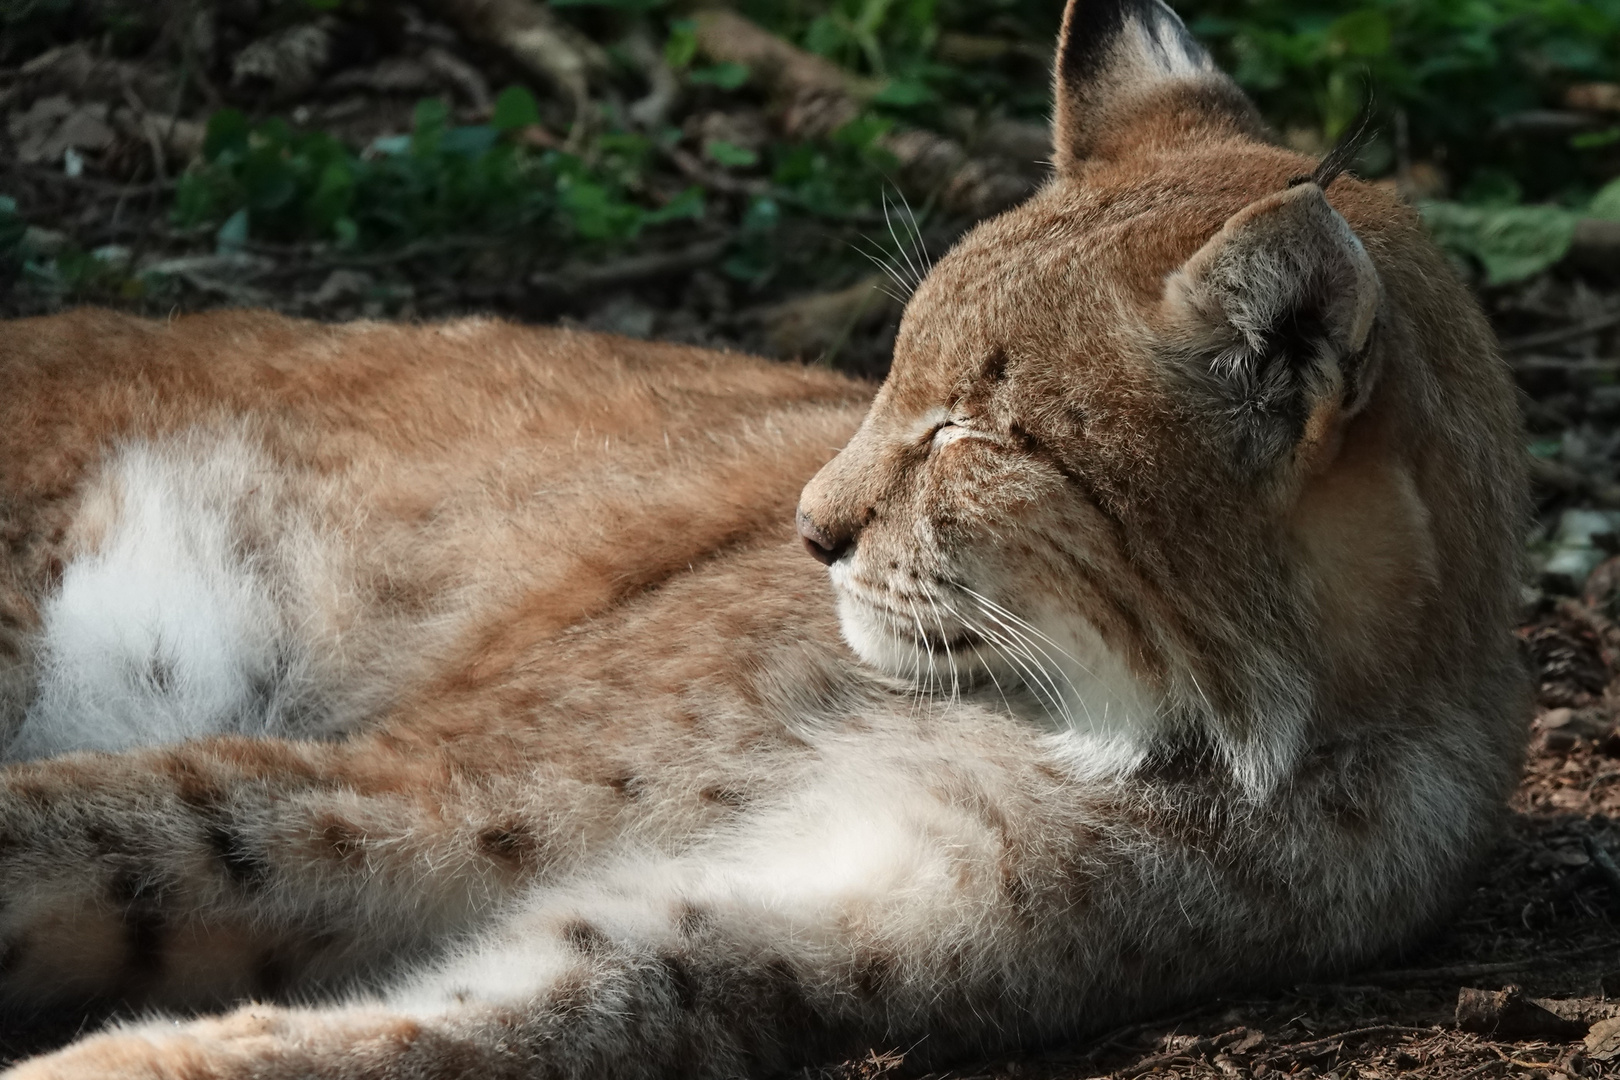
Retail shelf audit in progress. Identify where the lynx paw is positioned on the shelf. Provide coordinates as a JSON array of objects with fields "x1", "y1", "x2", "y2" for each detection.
[{"x1": 4, "y1": 1006, "x2": 436, "y2": 1080}]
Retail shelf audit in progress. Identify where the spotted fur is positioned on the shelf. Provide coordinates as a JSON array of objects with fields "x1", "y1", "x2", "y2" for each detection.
[{"x1": 0, "y1": 2, "x2": 1524, "y2": 1077}]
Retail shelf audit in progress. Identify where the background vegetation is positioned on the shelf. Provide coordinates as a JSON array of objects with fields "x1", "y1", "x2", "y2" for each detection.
[{"x1": 5, "y1": 0, "x2": 1620, "y2": 334}]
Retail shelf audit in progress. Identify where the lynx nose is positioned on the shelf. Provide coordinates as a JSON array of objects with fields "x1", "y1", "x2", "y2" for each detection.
[{"x1": 797, "y1": 510, "x2": 854, "y2": 566}]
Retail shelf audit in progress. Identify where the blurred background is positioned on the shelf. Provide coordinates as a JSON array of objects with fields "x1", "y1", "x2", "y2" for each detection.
[
  {"x1": 6, "y1": 4, "x2": 1620, "y2": 1076},
  {"x1": 4, "y1": 1, "x2": 1620, "y2": 371}
]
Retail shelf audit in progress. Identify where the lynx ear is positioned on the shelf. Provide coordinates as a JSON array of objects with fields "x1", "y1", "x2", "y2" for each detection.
[
  {"x1": 1053, "y1": 0, "x2": 1265, "y2": 169},
  {"x1": 1162, "y1": 182, "x2": 1383, "y2": 471}
]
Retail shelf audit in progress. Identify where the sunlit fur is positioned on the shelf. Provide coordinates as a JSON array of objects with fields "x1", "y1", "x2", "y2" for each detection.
[{"x1": 0, "y1": 2, "x2": 1525, "y2": 1078}]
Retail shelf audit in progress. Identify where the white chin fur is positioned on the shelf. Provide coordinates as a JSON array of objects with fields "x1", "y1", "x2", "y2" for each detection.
[{"x1": 830, "y1": 576, "x2": 1167, "y2": 762}]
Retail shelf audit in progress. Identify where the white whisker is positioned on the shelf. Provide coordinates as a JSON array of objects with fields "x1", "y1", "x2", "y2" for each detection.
[
  {"x1": 895, "y1": 189, "x2": 933, "y2": 275},
  {"x1": 922, "y1": 592, "x2": 961, "y2": 704},
  {"x1": 904, "y1": 599, "x2": 940, "y2": 715},
  {"x1": 850, "y1": 238, "x2": 917, "y2": 302},
  {"x1": 949, "y1": 605, "x2": 1070, "y2": 727},
  {"x1": 882, "y1": 192, "x2": 926, "y2": 292}
]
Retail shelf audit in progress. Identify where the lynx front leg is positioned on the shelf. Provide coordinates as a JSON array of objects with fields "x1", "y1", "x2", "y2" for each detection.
[
  {"x1": 0, "y1": 735, "x2": 628, "y2": 1012},
  {"x1": 4, "y1": 750, "x2": 1106, "y2": 1080}
]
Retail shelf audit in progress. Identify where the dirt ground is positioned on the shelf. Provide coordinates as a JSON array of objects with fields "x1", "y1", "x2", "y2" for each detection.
[{"x1": 5, "y1": 9, "x2": 1620, "y2": 1080}]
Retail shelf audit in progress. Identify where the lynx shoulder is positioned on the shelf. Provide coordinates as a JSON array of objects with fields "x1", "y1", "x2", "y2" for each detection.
[{"x1": 0, "y1": 1, "x2": 1525, "y2": 1077}]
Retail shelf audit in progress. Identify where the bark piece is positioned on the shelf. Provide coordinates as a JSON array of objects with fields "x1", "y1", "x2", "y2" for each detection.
[
  {"x1": 1567, "y1": 83, "x2": 1620, "y2": 113},
  {"x1": 8, "y1": 96, "x2": 115, "y2": 165},
  {"x1": 232, "y1": 21, "x2": 338, "y2": 101},
  {"x1": 1567, "y1": 218, "x2": 1620, "y2": 274},
  {"x1": 1455, "y1": 985, "x2": 1590, "y2": 1040}
]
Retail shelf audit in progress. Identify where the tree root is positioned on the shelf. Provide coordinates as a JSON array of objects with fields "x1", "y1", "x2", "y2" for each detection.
[{"x1": 691, "y1": 7, "x2": 1043, "y2": 218}]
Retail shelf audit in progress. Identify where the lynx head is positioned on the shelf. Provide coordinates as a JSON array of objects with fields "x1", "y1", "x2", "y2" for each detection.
[{"x1": 796, "y1": 0, "x2": 1525, "y2": 793}]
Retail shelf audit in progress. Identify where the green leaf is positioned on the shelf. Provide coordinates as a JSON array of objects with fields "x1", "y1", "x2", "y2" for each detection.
[
  {"x1": 1529, "y1": 438, "x2": 1563, "y2": 460},
  {"x1": 1421, "y1": 201, "x2": 1578, "y2": 285},
  {"x1": 688, "y1": 62, "x2": 749, "y2": 89},
  {"x1": 805, "y1": 15, "x2": 849, "y2": 58},
  {"x1": 1590, "y1": 178, "x2": 1620, "y2": 222},
  {"x1": 872, "y1": 78, "x2": 933, "y2": 106},
  {"x1": 704, "y1": 140, "x2": 759, "y2": 168},
  {"x1": 440, "y1": 125, "x2": 499, "y2": 156},
  {"x1": 664, "y1": 19, "x2": 697, "y2": 69},
  {"x1": 1573, "y1": 127, "x2": 1620, "y2": 151},
  {"x1": 645, "y1": 186, "x2": 705, "y2": 225},
  {"x1": 559, "y1": 180, "x2": 643, "y2": 241},
  {"x1": 333, "y1": 215, "x2": 358, "y2": 248},
  {"x1": 242, "y1": 154, "x2": 298, "y2": 212},
  {"x1": 741, "y1": 196, "x2": 779, "y2": 233},
  {"x1": 411, "y1": 98, "x2": 451, "y2": 156},
  {"x1": 202, "y1": 109, "x2": 251, "y2": 161},
  {"x1": 491, "y1": 86, "x2": 540, "y2": 132},
  {"x1": 214, "y1": 208, "x2": 249, "y2": 253},
  {"x1": 307, "y1": 159, "x2": 356, "y2": 228}
]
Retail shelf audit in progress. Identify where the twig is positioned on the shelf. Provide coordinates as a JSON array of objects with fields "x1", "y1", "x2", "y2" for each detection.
[
  {"x1": 1501, "y1": 312, "x2": 1620, "y2": 353},
  {"x1": 1043, "y1": 1001, "x2": 1239, "y2": 1064},
  {"x1": 663, "y1": 145, "x2": 768, "y2": 196},
  {"x1": 1263, "y1": 1024, "x2": 1434, "y2": 1056},
  {"x1": 1110, "y1": 1047, "x2": 1205, "y2": 1079},
  {"x1": 622, "y1": 24, "x2": 680, "y2": 130},
  {"x1": 1352, "y1": 940, "x2": 1620, "y2": 986},
  {"x1": 248, "y1": 235, "x2": 493, "y2": 270},
  {"x1": 3, "y1": 162, "x2": 175, "y2": 197}
]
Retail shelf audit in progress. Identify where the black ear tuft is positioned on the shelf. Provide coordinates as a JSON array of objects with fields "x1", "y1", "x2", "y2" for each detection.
[
  {"x1": 1052, "y1": 0, "x2": 1266, "y2": 170},
  {"x1": 1057, "y1": 0, "x2": 1208, "y2": 86}
]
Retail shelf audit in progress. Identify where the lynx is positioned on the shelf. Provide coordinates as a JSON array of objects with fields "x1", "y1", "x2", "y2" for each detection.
[{"x1": 0, "y1": 0, "x2": 1526, "y2": 1076}]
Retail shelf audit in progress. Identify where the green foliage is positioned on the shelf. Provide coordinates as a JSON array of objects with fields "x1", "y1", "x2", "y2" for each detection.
[
  {"x1": 490, "y1": 86, "x2": 541, "y2": 132},
  {"x1": 1182, "y1": 0, "x2": 1620, "y2": 199},
  {"x1": 687, "y1": 62, "x2": 751, "y2": 89},
  {"x1": 768, "y1": 114, "x2": 899, "y2": 219},
  {"x1": 173, "y1": 96, "x2": 705, "y2": 249},
  {"x1": 1421, "y1": 202, "x2": 1579, "y2": 285},
  {"x1": 1422, "y1": 177, "x2": 1620, "y2": 285},
  {"x1": 664, "y1": 18, "x2": 700, "y2": 69},
  {"x1": 705, "y1": 140, "x2": 760, "y2": 168},
  {"x1": 12, "y1": 0, "x2": 1620, "y2": 290},
  {"x1": 801, "y1": 0, "x2": 939, "y2": 78},
  {"x1": 735, "y1": 0, "x2": 1620, "y2": 201}
]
